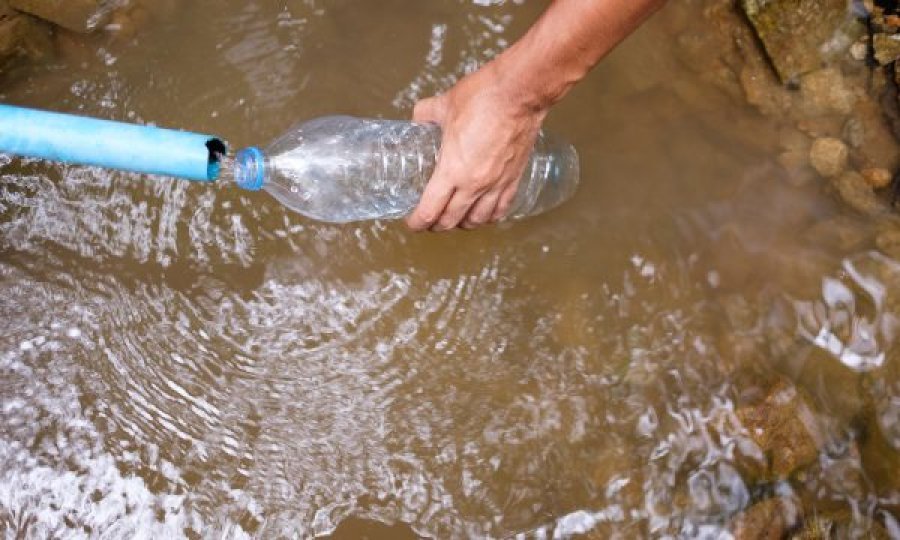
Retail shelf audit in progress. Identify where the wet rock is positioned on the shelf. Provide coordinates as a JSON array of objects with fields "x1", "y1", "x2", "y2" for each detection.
[
  {"x1": 874, "y1": 32, "x2": 900, "y2": 65},
  {"x1": 53, "y1": 27, "x2": 96, "y2": 64},
  {"x1": 714, "y1": 294, "x2": 767, "y2": 372},
  {"x1": 8, "y1": 0, "x2": 113, "y2": 33},
  {"x1": 778, "y1": 149, "x2": 817, "y2": 186},
  {"x1": 861, "y1": 167, "x2": 892, "y2": 189},
  {"x1": 875, "y1": 227, "x2": 900, "y2": 259},
  {"x1": 778, "y1": 125, "x2": 811, "y2": 152},
  {"x1": 843, "y1": 97, "x2": 900, "y2": 171},
  {"x1": 793, "y1": 347, "x2": 869, "y2": 427},
  {"x1": 849, "y1": 40, "x2": 868, "y2": 62},
  {"x1": 106, "y1": 10, "x2": 137, "y2": 43},
  {"x1": 730, "y1": 497, "x2": 802, "y2": 540},
  {"x1": 860, "y1": 396, "x2": 900, "y2": 495},
  {"x1": 740, "y1": 64, "x2": 792, "y2": 117},
  {"x1": 800, "y1": 68, "x2": 856, "y2": 117},
  {"x1": 0, "y1": 5, "x2": 51, "y2": 65},
  {"x1": 795, "y1": 116, "x2": 847, "y2": 139},
  {"x1": 802, "y1": 216, "x2": 870, "y2": 252},
  {"x1": 809, "y1": 138, "x2": 849, "y2": 178},
  {"x1": 735, "y1": 380, "x2": 824, "y2": 481},
  {"x1": 831, "y1": 171, "x2": 887, "y2": 216},
  {"x1": 777, "y1": 126, "x2": 815, "y2": 185},
  {"x1": 673, "y1": 4, "x2": 747, "y2": 104},
  {"x1": 791, "y1": 510, "x2": 892, "y2": 539},
  {"x1": 740, "y1": 0, "x2": 855, "y2": 82},
  {"x1": 105, "y1": 2, "x2": 153, "y2": 44}
]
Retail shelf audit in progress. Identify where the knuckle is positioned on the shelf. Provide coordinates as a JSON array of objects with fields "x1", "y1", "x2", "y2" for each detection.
[
  {"x1": 469, "y1": 212, "x2": 488, "y2": 225},
  {"x1": 437, "y1": 215, "x2": 459, "y2": 230},
  {"x1": 470, "y1": 174, "x2": 495, "y2": 192}
]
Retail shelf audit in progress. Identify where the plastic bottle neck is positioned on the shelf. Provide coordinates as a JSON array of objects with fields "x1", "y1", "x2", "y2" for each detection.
[{"x1": 234, "y1": 146, "x2": 266, "y2": 191}]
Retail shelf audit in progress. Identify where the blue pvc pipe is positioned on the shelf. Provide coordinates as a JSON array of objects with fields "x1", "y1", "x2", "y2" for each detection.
[{"x1": 0, "y1": 104, "x2": 226, "y2": 181}]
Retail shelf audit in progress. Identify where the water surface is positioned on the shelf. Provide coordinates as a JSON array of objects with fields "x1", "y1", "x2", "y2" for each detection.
[{"x1": 1, "y1": 1, "x2": 899, "y2": 538}]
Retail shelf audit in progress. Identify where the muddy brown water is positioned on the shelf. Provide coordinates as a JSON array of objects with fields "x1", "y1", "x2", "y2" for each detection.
[{"x1": 1, "y1": 1, "x2": 899, "y2": 538}]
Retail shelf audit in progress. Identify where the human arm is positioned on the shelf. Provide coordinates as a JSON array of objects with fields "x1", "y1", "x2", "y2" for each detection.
[{"x1": 405, "y1": 0, "x2": 667, "y2": 231}]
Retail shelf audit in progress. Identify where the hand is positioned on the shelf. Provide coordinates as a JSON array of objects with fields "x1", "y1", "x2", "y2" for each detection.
[{"x1": 405, "y1": 63, "x2": 548, "y2": 231}]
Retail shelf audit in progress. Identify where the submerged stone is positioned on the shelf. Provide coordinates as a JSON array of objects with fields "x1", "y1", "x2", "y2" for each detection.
[
  {"x1": 809, "y1": 137, "x2": 849, "y2": 178},
  {"x1": 799, "y1": 68, "x2": 856, "y2": 117},
  {"x1": 874, "y1": 32, "x2": 900, "y2": 65},
  {"x1": 735, "y1": 380, "x2": 824, "y2": 481},
  {"x1": 801, "y1": 215, "x2": 870, "y2": 251},
  {"x1": 730, "y1": 497, "x2": 801, "y2": 540},
  {"x1": 8, "y1": 0, "x2": 112, "y2": 33},
  {"x1": 0, "y1": 6, "x2": 51, "y2": 66},
  {"x1": 861, "y1": 167, "x2": 892, "y2": 189},
  {"x1": 859, "y1": 399, "x2": 900, "y2": 495},
  {"x1": 740, "y1": 0, "x2": 854, "y2": 82},
  {"x1": 791, "y1": 510, "x2": 892, "y2": 539},
  {"x1": 831, "y1": 171, "x2": 887, "y2": 215},
  {"x1": 843, "y1": 97, "x2": 900, "y2": 171},
  {"x1": 876, "y1": 227, "x2": 900, "y2": 259}
]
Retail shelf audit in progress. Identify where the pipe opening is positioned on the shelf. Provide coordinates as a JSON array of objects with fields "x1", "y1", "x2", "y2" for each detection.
[{"x1": 205, "y1": 138, "x2": 228, "y2": 180}]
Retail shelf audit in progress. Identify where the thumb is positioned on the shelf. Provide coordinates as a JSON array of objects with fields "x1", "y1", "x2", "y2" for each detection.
[{"x1": 412, "y1": 95, "x2": 447, "y2": 125}]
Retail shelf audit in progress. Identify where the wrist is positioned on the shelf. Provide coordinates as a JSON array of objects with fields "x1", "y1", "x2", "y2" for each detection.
[{"x1": 489, "y1": 34, "x2": 587, "y2": 113}]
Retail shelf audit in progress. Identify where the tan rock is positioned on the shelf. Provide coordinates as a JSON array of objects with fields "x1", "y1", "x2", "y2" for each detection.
[
  {"x1": 874, "y1": 32, "x2": 900, "y2": 65},
  {"x1": 730, "y1": 497, "x2": 801, "y2": 540},
  {"x1": 740, "y1": 0, "x2": 854, "y2": 82},
  {"x1": 778, "y1": 127, "x2": 816, "y2": 184},
  {"x1": 791, "y1": 511, "x2": 892, "y2": 539},
  {"x1": 740, "y1": 64, "x2": 791, "y2": 116},
  {"x1": 8, "y1": 0, "x2": 113, "y2": 33},
  {"x1": 794, "y1": 347, "x2": 869, "y2": 427},
  {"x1": 809, "y1": 138, "x2": 849, "y2": 178},
  {"x1": 796, "y1": 116, "x2": 846, "y2": 139},
  {"x1": 861, "y1": 167, "x2": 892, "y2": 189},
  {"x1": 800, "y1": 68, "x2": 856, "y2": 117},
  {"x1": 53, "y1": 27, "x2": 95, "y2": 64},
  {"x1": 876, "y1": 227, "x2": 900, "y2": 259},
  {"x1": 831, "y1": 171, "x2": 887, "y2": 216},
  {"x1": 735, "y1": 380, "x2": 823, "y2": 481},
  {"x1": 0, "y1": 9, "x2": 51, "y2": 64},
  {"x1": 849, "y1": 40, "x2": 868, "y2": 62},
  {"x1": 843, "y1": 97, "x2": 900, "y2": 171}
]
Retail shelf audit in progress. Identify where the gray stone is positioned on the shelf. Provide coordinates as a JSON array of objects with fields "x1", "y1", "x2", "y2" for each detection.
[
  {"x1": 8, "y1": 0, "x2": 113, "y2": 33},
  {"x1": 740, "y1": 0, "x2": 854, "y2": 82}
]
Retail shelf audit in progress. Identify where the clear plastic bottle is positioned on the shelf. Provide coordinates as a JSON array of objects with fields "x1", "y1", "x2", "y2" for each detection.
[{"x1": 230, "y1": 115, "x2": 579, "y2": 223}]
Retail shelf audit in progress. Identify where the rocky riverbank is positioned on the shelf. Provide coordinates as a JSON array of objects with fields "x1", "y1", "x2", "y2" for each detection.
[
  {"x1": 0, "y1": 0, "x2": 167, "y2": 73},
  {"x1": 664, "y1": 0, "x2": 900, "y2": 257}
]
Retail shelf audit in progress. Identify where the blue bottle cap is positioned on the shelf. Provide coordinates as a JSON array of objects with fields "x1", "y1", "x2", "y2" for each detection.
[{"x1": 234, "y1": 146, "x2": 266, "y2": 191}]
